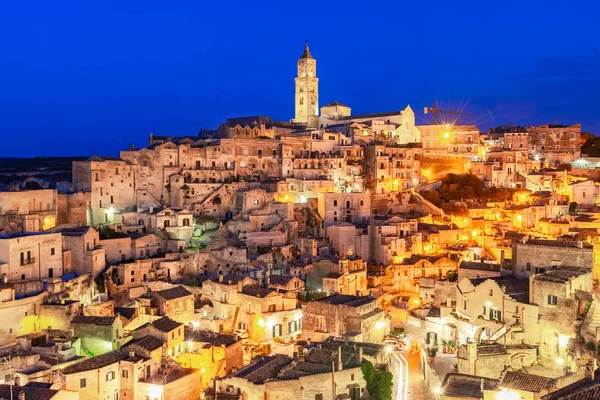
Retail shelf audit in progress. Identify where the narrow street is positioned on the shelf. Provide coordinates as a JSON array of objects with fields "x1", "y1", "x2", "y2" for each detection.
[{"x1": 391, "y1": 348, "x2": 435, "y2": 400}]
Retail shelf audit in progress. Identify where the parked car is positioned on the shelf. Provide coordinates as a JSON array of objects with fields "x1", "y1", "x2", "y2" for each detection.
[{"x1": 233, "y1": 329, "x2": 249, "y2": 339}]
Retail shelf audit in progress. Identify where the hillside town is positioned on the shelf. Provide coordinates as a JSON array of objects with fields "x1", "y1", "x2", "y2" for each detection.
[{"x1": 2, "y1": 42, "x2": 600, "y2": 400}]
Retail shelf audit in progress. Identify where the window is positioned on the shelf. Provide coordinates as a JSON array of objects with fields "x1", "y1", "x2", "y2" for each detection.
[
  {"x1": 315, "y1": 395, "x2": 323, "y2": 400},
  {"x1": 333, "y1": 200, "x2": 338, "y2": 207},
  {"x1": 122, "y1": 370, "x2": 128, "y2": 378},
  {"x1": 106, "y1": 371, "x2": 115, "y2": 381},
  {"x1": 489, "y1": 289, "x2": 493, "y2": 296},
  {"x1": 80, "y1": 378, "x2": 87, "y2": 388},
  {"x1": 272, "y1": 149, "x2": 277, "y2": 157},
  {"x1": 548, "y1": 295, "x2": 558, "y2": 305},
  {"x1": 253, "y1": 199, "x2": 259, "y2": 205},
  {"x1": 258, "y1": 149, "x2": 263, "y2": 158},
  {"x1": 526, "y1": 262, "x2": 531, "y2": 272},
  {"x1": 482, "y1": 306, "x2": 486, "y2": 315},
  {"x1": 463, "y1": 300, "x2": 467, "y2": 309},
  {"x1": 51, "y1": 248, "x2": 55, "y2": 256}
]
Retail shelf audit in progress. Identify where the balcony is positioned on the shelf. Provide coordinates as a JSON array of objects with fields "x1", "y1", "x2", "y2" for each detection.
[{"x1": 20, "y1": 258, "x2": 35, "y2": 266}]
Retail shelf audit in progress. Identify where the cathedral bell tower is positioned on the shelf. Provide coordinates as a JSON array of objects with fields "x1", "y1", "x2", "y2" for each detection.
[{"x1": 292, "y1": 40, "x2": 319, "y2": 128}]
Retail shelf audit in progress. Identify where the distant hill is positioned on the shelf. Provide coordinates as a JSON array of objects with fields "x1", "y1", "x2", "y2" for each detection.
[{"x1": 0, "y1": 156, "x2": 89, "y2": 190}]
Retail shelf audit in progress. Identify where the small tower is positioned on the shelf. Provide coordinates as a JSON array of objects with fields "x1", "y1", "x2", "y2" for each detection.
[{"x1": 293, "y1": 39, "x2": 319, "y2": 128}]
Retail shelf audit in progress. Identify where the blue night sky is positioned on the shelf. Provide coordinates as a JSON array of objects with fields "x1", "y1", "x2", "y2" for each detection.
[{"x1": 1, "y1": 0, "x2": 599, "y2": 157}]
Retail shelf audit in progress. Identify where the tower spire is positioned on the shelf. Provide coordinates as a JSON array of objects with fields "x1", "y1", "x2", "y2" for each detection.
[{"x1": 301, "y1": 39, "x2": 313, "y2": 59}]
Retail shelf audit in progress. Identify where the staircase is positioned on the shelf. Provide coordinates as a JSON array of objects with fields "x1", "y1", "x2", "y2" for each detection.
[
  {"x1": 409, "y1": 189, "x2": 443, "y2": 216},
  {"x1": 581, "y1": 299, "x2": 600, "y2": 342},
  {"x1": 230, "y1": 306, "x2": 240, "y2": 332}
]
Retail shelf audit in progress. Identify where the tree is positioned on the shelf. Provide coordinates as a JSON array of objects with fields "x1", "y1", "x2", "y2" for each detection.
[
  {"x1": 557, "y1": 163, "x2": 572, "y2": 172},
  {"x1": 361, "y1": 360, "x2": 393, "y2": 400}
]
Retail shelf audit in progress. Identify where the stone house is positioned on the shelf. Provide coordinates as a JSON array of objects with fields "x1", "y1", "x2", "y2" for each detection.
[
  {"x1": 496, "y1": 371, "x2": 556, "y2": 400},
  {"x1": 302, "y1": 294, "x2": 389, "y2": 343},
  {"x1": 457, "y1": 261, "x2": 501, "y2": 282},
  {"x1": 0, "y1": 188, "x2": 58, "y2": 233},
  {"x1": 309, "y1": 256, "x2": 367, "y2": 296},
  {"x1": 392, "y1": 255, "x2": 457, "y2": 294},
  {"x1": 457, "y1": 342, "x2": 536, "y2": 380},
  {"x1": 151, "y1": 286, "x2": 194, "y2": 324},
  {"x1": 237, "y1": 284, "x2": 302, "y2": 342},
  {"x1": 72, "y1": 156, "x2": 137, "y2": 225},
  {"x1": 0, "y1": 283, "x2": 46, "y2": 346},
  {"x1": 133, "y1": 316, "x2": 184, "y2": 358},
  {"x1": 569, "y1": 180, "x2": 600, "y2": 205},
  {"x1": 364, "y1": 144, "x2": 422, "y2": 193},
  {"x1": 137, "y1": 366, "x2": 202, "y2": 400},
  {"x1": 512, "y1": 239, "x2": 593, "y2": 279},
  {"x1": 177, "y1": 328, "x2": 243, "y2": 388},
  {"x1": 55, "y1": 226, "x2": 105, "y2": 278},
  {"x1": 215, "y1": 340, "x2": 387, "y2": 400},
  {"x1": 0, "y1": 232, "x2": 65, "y2": 282},
  {"x1": 530, "y1": 267, "x2": 592, "y2": 358},
  {"x1": 317, "y1": 192, "x2": 371, "y2": 227},
  {"x1": 267, "y1": 274, "x2": 305, "y2": 293},
  {"x1": 455, "y1": 277, "x2": 536, "y2": 345},
  {"x1": 70, "y1": 315, "x2": 124, "y2": 356}
]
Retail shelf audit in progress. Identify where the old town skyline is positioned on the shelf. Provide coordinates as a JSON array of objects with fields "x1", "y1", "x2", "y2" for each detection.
[{"x1": 1, "y1": 1, "x2": 600, "y2": 157}]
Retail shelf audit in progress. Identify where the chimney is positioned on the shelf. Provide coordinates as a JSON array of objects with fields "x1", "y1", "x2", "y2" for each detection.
[
  {"x1": 358, "y1": 346, "x2": 363, "y2": 361},
  {"x1": 577, "y1": 241, "x2": 584, "y2": 249},
  {"x1": 218, "y1": 274, "x2": 224, "y2": 283},
  {"x1": 337, "y1": 345, "x2": 343, "y2": 371},
  {"x1": 266, "y1": 275, "x2": 270, "y2": 286},
  {"x1": 585, "y1": 361, "x2": 595, "y2": 381},
  {"x1": 2, "y1": 274, "x2": 7, "y2": 284},
  {"x1": 446, "y1": 297, "x2": 452, "y2": 308},
  {"x1": 129, "y1": 349, "x2": 135, "y2": 358}
]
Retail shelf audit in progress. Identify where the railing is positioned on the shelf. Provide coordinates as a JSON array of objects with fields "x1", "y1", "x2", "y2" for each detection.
[{"x1": 21, "y1": 258, "x2": 35, "y2": 266}]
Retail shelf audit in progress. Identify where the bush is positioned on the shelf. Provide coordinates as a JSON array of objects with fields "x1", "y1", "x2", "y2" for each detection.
[
  {"x1": 586, "y1": 342, "x2": 596, "y2": 351},
  {"x1": 361, "y1": 360, "x2": 393, "y2": 400}
]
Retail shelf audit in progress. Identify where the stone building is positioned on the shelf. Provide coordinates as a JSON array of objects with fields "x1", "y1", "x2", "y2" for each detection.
[
  {"x1": 391, "y1": 255, "x2": 457, "y2": 294},
  {"x1": 214, "y1": 340, "x2": 387, "y2": 400},
  {"x1": 0, "y1": 232, "x2": 65, "y2": 282},
  {"x1": 70, "y1": 315, "x2": 124, "y2": 355},
  {"x1": 177, "y1": 327, "x2": 243, "y2": 385},
  {"x1": 309, "y1": 256, "x2": 368, "y2": 295},
  {"x1": 151, "y1": 286, "x2": 194, "y2": 324},
  {"x1": 455, "y1": 276, "x2": 536, "y2": 344},
  {"x1": 292, "y1": 41, "x2": 318, "y2": 128},
  {"x1": 317, "y1": 192, "x2": 371, "y2": 227},
  {"x1": 364, "y1": 144, "x2": 422, "y2": 193},
  {"x1": 512, "y1": 239, "x2": 593, "y2": 279},
  {"x1": 0, "y1": 189, "x2": 58, "y2": 233},
  {"x1": 301, "y1": 294, "x2": 389, "y2": 343},
  {"x1": 72, "y1": 156, "x2": 137, "y2": 225},
  {"x1": 530, "y1": 267, "x2": 592, "y2": 358},
  {"x1": 133, "y1": 316, "x2": 184, "y2": 358},
  {"x1": 59, "y1": 350, "x2": 155, "y2": 400},
  {"x1": 0, "y1": 281, "x2": 46, "y2": 345},
  {"x1": 52, "y1": 226, "x2": 105, "y2": 278}
]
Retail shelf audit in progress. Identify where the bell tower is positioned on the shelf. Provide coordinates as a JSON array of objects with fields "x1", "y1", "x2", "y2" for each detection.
[{"x1": 293, "y1": 40, "x2": 319, "y2": 128}]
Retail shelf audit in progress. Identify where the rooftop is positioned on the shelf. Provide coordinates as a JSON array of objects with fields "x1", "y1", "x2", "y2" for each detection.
[
  {"x1": 140, "y1": 316, "x2": 182, "y2": 333},
  {"x1": 71, "y1": 315, "x2": 116, "y2": 326},
  {"x1": 460, "y1": 261, "x2": 501, "y2": 272},
  {"x1": 522, "y1": 239, "x2": 593, "y2": 249},
  {"x1": 534, "y1": 266, "x2": 590, "y2": 283},
  {"x1": 501, "y1": 371, "x2": 555, "y2": 393},
  {"x1": 316, "y1": 294, "x2": 374, "y2": 307},
  {"x1": 184, "y1": 328, "x2": 237, "y2": 347},
  {"x1": 154, "y1": 285, "x2": 193, "y2": 300},
  {"x1": 442, "y1": 373, "x2": 498, "y2": 399},
  {"x1": 129, "y1": 335, "x2": 165, "y2": 352},
  {"x1": 240, "y1": 285, "x2": 276, "y2": 298},
  {"x1": 61, "y1": 351, "x2": 123, "y2": 374}
]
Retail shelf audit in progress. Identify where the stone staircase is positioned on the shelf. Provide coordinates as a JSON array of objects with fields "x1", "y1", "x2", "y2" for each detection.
[
  {"x1": 409, "y1": 189, "x2": 444, "y2": 216},
  {"x1": 581, "y1": 299, "x2": 600, "y2": 342}
]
